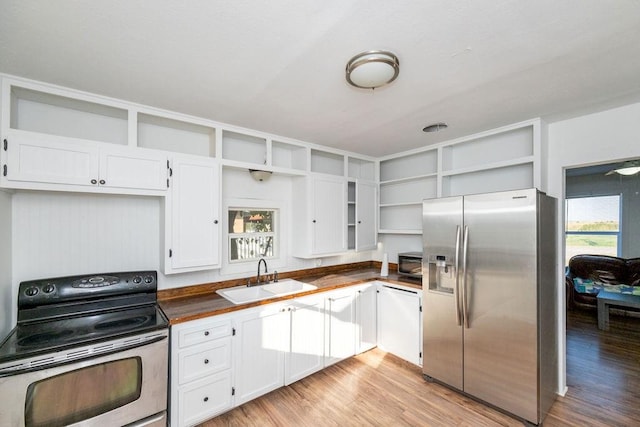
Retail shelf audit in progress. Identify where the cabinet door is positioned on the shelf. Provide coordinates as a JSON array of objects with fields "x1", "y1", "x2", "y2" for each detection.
[
  {"x1": 169, "y1": 156, "x2": 220, "y2": 271},
  {"x1": 178, "y1": 371, "x2": 233, "y2": 427},
  {"x1": 5, "y1": 132, "x2": 98, "y2": 186},
  {"x1": 325, "y1": 289, "x2": 355, "y2": 366},
  {"x1": 285, "y1": 296, "x2": 325, "y2": 385},
  {"x1": 355, "y1": 283, "x2": 377, "y2": 354},
  {"x1": 233, "y1": 305, "x2": 288, "y2": 405},
  {"x1": 98, "y1": 146, "x2": 168, "y2": 190},
  {"x1": 356, "y1": 181, "x2": 377, "y2": 251},
  {"x1": 312, "y1": 176, "x2": 347, "y2": 255},
  {"x1": 377, "y1": 285, "x2": 421, "y2": 365}
]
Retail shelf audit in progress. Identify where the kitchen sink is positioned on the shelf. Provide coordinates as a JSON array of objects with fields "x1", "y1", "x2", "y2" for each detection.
[{"x1": 216, "y1": 279, "x2": 317, "y2": 304}]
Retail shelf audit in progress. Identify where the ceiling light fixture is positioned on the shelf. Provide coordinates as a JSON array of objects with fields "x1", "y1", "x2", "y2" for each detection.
[
  {"x1": 249, "y1": 169, "x2": 272, "y2": 182},
  {"x1": 346, "y1": 50, "x2": 400, "y2": 89},
  {"x1": 423, "y1": 122, "x2": 448, "y2": 132},
  {"x1": 605, "y1": 160, "x2": 640, "y2": 176}
]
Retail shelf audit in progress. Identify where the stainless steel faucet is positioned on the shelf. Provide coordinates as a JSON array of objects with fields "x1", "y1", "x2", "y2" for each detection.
[{"x1": 257, "y1": 258, "x2": 268, "y2": 284}]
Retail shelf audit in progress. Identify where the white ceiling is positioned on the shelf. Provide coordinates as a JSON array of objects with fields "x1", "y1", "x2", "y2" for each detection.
[{"x1": 1, "y1": 1, "x2": 640, "y2": 157}]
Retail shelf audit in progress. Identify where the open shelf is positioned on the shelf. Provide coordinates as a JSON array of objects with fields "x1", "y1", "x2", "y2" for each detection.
[
  {"x1": 271, "y1": 140, "x2": 307, "y2": 171},
  {"x1": 442, "y1": 163, "x2": 534, "y2": 197},
  {"x1": 311, "y1": 149, "x2": 344, "y2": 176},
  {"x1": 222, "y1": 131, "x2": 266, "y2": 165},
  {"x1": 380, "y1": 149, "x2": 437, "y2": 182},
  {"x1": 441, "y1": 125, "x2": 533, "y2": 173},
  {"x1": 348, "y1": 157, "x2": 376, "y2": 180},
  {"x1": 9, "y1": 85, "x2": 128, "y2": 145},
  {"x1": 138, "y1": 113, "x2": 215, "y2": 157}
]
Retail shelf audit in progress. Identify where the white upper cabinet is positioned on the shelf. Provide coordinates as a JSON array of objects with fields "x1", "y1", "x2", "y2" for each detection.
[
  {"x1": 98, "y1": 145, "x2": 168, "y2": 190},
  {"x1": 355, "y1": 180, "x2": 377, "y2": 251},
  {"x1": 3, "y1": 131, "x2": 167, "y2": 192},
  {"x1": 165, "y1": 155, "x2": 220, "y2": 273},
  {"x1": 4, "y1": 131, "x2": 99, "y2": 186},
  {"x1": 292, "y1": 174, "x2": 347, "y2": 258}
]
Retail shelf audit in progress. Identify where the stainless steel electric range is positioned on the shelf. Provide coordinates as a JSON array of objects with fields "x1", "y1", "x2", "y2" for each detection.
[{"x1": 0, "y1": 271, "x2": 169, "y2": 427}]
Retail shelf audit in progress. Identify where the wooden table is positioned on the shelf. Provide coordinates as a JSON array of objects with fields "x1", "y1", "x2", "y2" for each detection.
[{"x1": 597, "y1": 291, "x2": 640, "y2": 330}]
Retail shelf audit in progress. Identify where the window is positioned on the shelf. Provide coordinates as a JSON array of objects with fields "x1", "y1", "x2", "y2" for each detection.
[
  {"x1": 565, "y1": 195, "x2": 621, "y2": 265},
  {"x1": 228, "y1": 208, "x2": 277, "y2": 262}
]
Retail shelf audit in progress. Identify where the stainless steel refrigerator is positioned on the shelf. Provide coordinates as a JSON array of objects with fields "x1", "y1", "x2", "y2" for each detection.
[{"x1": 422, "y1": 188, "x2": 557, "y2": 425}]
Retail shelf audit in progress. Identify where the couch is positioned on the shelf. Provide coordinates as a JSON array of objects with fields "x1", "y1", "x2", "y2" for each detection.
[{"x1": 566, "y1": 254, "x2": 640, "y2": 311}]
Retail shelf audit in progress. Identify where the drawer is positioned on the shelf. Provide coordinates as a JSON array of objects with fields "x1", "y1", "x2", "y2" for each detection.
[
  {"x1": 179, "y1": 371, "x2": 233, "y2": 427},
  {"x1": 179, "y1": 337, "x2": 232, "y2": 385},
  {"x1": 178, "y1": 318, "x2": 232, "y2": 348}
]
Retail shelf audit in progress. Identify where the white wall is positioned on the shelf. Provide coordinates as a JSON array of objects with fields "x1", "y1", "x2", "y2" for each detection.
[
  {"x1": 7, "y1": 168, "x2": 373, "y2": 324},
  {"x1": 548, "y1": 101, "x2": 640, "y2": 395},
  {"x1": 0, "y1": 190, "x2": 11, "y2": 338}
]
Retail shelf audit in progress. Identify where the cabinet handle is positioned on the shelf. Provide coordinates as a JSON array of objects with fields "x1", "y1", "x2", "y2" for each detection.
[
  {"x1": 204, "y1": 331, "x2": 210, "y2": 336},
  {"x1": 358, "y1": 220, "x2": 362, "y2": 224},
  {"x1": 214, "y1": 220, "x2": 219, "y2": 224},
  {"x1": 99, "y1": 179, "x2": 106, "y2": 185},
  {"x1": 91, "y1": 179, "x2": 97, "y2": 185},
  {"x1": 204, "y1": 359, "x2": 209, "y2": 364},
  {"x1": 203, "y1": 397, "x2": 209, "y2": 402},
  {"x1": 312, "y1": 220, "x2": 316, "y2": 223},
  {"x1": 3, "y1": 139, "x2": 7, "y2": 151}
]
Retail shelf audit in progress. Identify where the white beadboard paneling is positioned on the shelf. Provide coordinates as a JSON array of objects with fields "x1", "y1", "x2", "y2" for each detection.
[
  {"x1": 0, "y1": 190, "x2": 12, "y2": 338},
  {"x1": 13, "y1": 191, "x2": 160, "y2": 283}
]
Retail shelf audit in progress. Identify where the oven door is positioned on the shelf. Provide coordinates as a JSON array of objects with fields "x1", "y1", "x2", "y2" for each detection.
[{"x1": 0, "y1": 331, "x2": 168, "y2": 427}]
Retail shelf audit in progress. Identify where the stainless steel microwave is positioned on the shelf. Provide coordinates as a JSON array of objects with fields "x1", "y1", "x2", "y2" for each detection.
[{"x1": 397, "y1": 252, "x2": 423, "y2": 278}]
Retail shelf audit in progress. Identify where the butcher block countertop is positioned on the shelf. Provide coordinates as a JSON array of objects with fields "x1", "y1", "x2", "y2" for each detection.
[{"x1": 159, "y1": 261, "x2": 421, "y2": 325}]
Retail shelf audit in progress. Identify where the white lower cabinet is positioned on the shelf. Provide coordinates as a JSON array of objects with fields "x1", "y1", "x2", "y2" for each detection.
[
  {"x1": 232, "y1": 303, "x2": 288, "y2": 405},
  {"x1": 355, "y1": 282, "x2": 377, "y2": 353},
  {"x1": 324, "y1": 288, "x2": 356, "y2": 366},
  {"x1": 169, "y1": 282, "x2": 421, "y2": 426},
  {"x1": 170, "y1": 315, "x2": 234, "y2": 427},
  {"x1": 377, "y1": 283, "x2": 422, "y2": 366},
  {"x1": 285, "y1": 295, "x2": 325, "y2": 385}
]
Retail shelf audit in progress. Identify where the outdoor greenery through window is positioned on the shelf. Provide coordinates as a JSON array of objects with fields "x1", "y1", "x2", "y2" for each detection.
[
  {"x1": 228, "y1": 209, "x2": 276, "y2": 262},
  {"x1": 565, "y1": 195, "x2": 620, "y2": 265}
]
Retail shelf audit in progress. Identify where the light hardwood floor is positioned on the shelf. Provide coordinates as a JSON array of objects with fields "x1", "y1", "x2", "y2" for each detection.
[{"x1": 200, "y1": 309, "x2": 640, "y2": 426}]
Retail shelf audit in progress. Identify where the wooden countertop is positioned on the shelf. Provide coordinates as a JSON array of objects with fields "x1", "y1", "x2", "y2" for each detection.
[{"x1": 159, "y1": 266, "x2": 421, "y2": 325}]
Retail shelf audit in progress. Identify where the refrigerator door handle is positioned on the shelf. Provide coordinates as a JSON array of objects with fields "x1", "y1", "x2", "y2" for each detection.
[
  {"x1": 462, "y1": 225, "x2": 470, "y2": 329},
  {"x1": 454, "y1": 225, "x2": 462, "y2": 326}
]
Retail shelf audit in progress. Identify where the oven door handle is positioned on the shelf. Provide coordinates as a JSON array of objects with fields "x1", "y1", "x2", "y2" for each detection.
[{"x1": 0, "y1": 332, "x2": 168, "y2": 377}]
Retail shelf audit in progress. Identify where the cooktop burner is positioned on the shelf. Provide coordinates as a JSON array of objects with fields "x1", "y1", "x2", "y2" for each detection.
[{"x1": 17, "y1": 329, "x2": 76, "y2": 348}]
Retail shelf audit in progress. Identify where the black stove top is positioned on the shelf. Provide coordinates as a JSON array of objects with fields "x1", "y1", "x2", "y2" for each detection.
[{"x1": 0, "y1": 271, "x2": 168, "y2": 365}]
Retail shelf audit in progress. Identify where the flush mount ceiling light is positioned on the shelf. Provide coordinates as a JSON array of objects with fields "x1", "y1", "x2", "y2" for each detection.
[
  {"x1": 423, "y1": 122, "x2": 448, "y2": 133},
  {"x1": 605, "y1": 160, "x2": 640, "y2": 176},
  {"x1": 249, "y1": 169, "x2": 272, "y2": 182},
  {"x1": 346, "y1": 50, "x2": 400, "y2": 89}
]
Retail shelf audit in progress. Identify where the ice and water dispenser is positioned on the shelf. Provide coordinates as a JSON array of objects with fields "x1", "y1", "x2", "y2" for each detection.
[{"x1": 426, "y1": 254, "x2": 456, "y2": 293}]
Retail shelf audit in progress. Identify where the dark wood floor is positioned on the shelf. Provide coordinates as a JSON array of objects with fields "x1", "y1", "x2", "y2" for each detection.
[{"x1": 200, "y1": 310, "x2": 640, "y2": 426}]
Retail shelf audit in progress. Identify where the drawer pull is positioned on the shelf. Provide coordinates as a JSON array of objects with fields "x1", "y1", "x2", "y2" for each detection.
[
  {"x1": 204, "y1": 359, "x2": 209, "y2": 364},
  {"x1": 204, "y1": 331, "x2": 210, "y2": 336},
  {"x1": 203, "y1": 396, "x2": 209, "y2": 402}
]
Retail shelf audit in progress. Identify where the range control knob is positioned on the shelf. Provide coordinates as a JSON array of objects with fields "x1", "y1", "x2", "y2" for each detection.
[
  {"x1": 25, "y1": 287, "x2": 39, "y2": 297},
  {"x1": 43, "y1": 284, "x2": 55, "y2": 294},
  {"x1": 143, "y1": 276, "x2": 154, "y2": 284},
  {"x1": 132, "y1": 276, "x2": 142, "y2": 284}
]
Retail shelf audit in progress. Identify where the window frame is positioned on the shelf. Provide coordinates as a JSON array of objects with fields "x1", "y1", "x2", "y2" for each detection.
[
  {"x1": 222, "y1": 198, "x2": 288, "y2": 275},
  {"x1": 565, "y1": 194, "x2": 622, "y2": 264},
  {"x1": 227, "y1": 208, "x2": 277, "y2": 263}
]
